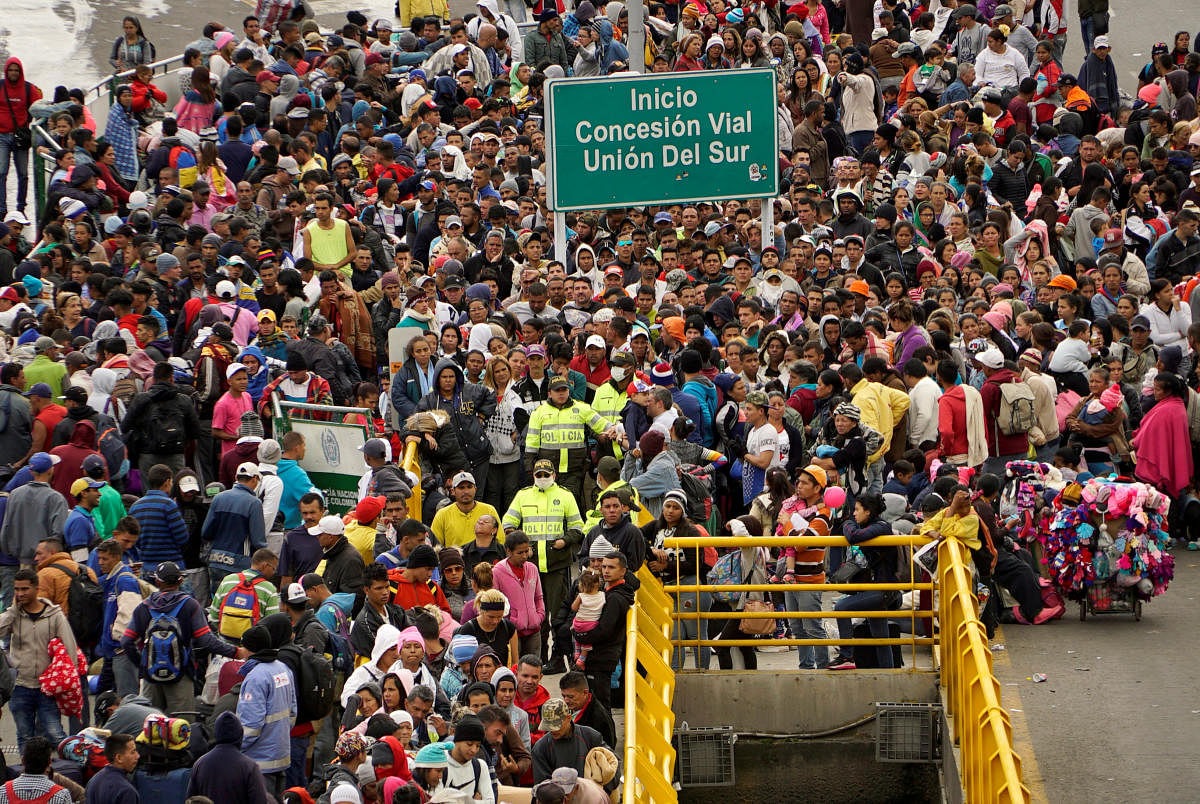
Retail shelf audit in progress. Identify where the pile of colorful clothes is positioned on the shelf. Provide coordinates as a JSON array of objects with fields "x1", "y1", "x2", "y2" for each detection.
[{"x1": 1039, "y1": 479, "x2": 1174, "y2": 599}]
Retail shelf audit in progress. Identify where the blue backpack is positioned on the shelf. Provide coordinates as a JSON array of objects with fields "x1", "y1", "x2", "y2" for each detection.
[
  {"x1": 143, "y1": 599, "x2": 189, "y2": 683},
  {"x1": 325, "y1": 630, "x2": 354, "y2": 676}
]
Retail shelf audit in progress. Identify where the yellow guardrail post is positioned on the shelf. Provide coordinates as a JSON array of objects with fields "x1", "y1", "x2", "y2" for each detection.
[
  {"x1": 400, "y1": 441, "x2": 422, "y2": 521},
  {"x1": 938, "y1": 537, "x2": 1030, "y2": 803},
  {"x1": 623, "y1": 566, "x2": 677, "y2": 804}
]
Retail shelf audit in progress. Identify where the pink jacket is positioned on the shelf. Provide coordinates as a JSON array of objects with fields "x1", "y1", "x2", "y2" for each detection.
[{"x1": 491, "y1": 558, "x2": 545, "y2": 636}]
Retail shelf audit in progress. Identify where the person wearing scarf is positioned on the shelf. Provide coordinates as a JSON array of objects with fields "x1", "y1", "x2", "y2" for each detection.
[
  {"x1": 105, "y1": 85, "x2": 140, "y2": 183},
  {"x1": 1132, "y1": 373, "x2": 1193, "y2": 498}
]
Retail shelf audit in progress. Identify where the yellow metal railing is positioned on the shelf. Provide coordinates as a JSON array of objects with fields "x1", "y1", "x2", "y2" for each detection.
[
  {"x1": 400, "y1": 441, "x2": 423, "y2": 521},
  {"x1": 938, "y1": 537, "x2": 1030, "y2": 802},
  {"x1": 661, "y1": 535, "x2": 935, "y2": 664},
  {"x1": 622, "y1": 566, "x2": 678, "y2": 804}
]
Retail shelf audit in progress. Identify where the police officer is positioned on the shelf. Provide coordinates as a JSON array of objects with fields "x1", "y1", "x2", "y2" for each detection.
[
  {"x1": 590, "y1": 350, "x2": 635, "y2": 461},
  {"x1": 502, "y1": 458, "x2": 584, "y2": 674},
  {"x1": 524, "y1": 375, "x2": 615, "y2": 501}
]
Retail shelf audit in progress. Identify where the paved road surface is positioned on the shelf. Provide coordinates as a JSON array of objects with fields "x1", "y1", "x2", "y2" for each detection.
[{"x1": 994, "y1": 549, "x2": 1200, "y2": 803}]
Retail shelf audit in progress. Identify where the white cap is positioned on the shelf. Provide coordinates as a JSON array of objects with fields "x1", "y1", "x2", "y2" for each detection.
[
  {"x1": 226, "y1": 362, "x2": 248, "y2": 379},
  {"x1": 178, "y1": 475, "x2": 200, "y2": 493},
  {"x1": 451, "y1": 470, "x2": 475, "y2": 487},
  {"x1": 975, "y1": 347, "x2": 1005, "y2": 369},
  {"x1": 1093, "y1": 35, "x2": 1110, "y2": 48},
  {"x1": 216, "y1": 280, "x2": 237, "y2": 299},
  {"x1": 309, "y1": 514, "x2": 345, "y2": 536},
  {"x1": 3, "y1": 211, "x2": 30, "y2": 225},
  {"x1": 451, "y1": 43, "x2": 468, "y2": 55},
  {"x1": 585, "y1": 334, "x2": 606, "y2": 350},
  {"x1": 286, "y1": 582, "x2": 308, "y2": 605},
  {"x1": 236, "y1": 462, "x2": 262, "y2": 479},
  {"x1": 127, "y1": 191, "x2": 149, "y2": 210}
]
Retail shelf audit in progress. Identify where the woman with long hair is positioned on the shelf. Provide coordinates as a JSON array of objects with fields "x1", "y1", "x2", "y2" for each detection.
[
  {"x1": 110, "y1": 15, "x2": 155, "y2": 71},
  {"x1": 644, "y1": 488, "x2": 713, "y2": 669},
  {"x1": 482, "y1": 355, "x2": 525, "y2": 514},
  {"x1": 173, "y1": 65, "x2": 218, "y2": 133},
  {"x1": 709, "y1": 514, "x2": 769, "y2": 671},
  {"x1": 196, "y1": 141, "x2": 236, "y2": 210}
]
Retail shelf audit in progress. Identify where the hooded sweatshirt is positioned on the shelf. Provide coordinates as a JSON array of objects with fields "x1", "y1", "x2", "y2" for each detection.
[
  {"x1": 50, "y1": 419, "x2": 99, "y2": 505},
  {"x1": 341, "y1": 623, "x2": 400, "y2": 707},
  {"x1": 0, "y1": 58, "x2": 42, "y2": 134},
  {"x1": 0, "y1": 597, "x2": 76, "y2": 687},
  {"x1": 412, "y1": 358, "x2": 496, "y2": 466},
  {"x1": 186, "y1": 710, "x2": 272, "y2": 804}
]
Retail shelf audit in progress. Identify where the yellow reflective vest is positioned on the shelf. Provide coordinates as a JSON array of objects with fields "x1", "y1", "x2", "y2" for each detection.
[
  {"x1": 591, "y1": 380, "x2": 629, "y2": 459},
  {"x1": 502, "y1": 483, "x2": 584, "y2": 573},
  {"x1": 525, "y1": 399, "x2": 609, "y2": 473}
]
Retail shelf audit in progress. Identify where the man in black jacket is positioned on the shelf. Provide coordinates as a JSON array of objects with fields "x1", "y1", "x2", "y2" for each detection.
[
  {"x1": 121, "y1": 361, "x2": 201, "y2": 476},
  {"x1": 988, "y1": 140, "x2": 1032, "y2": 210},
  {"x1": 558, "y1": 671, "x2": 615, "y2": 749},
  {"x1": 349, "y1": 562, "x2": 408, "y2": 658},
  {"x1": 571, "y1": 552, "x2": 636, "y2": 710},
  {"x1": 582, "y1": 491, "x2": 645, "y2": 572},
  {"x1": 313, "y1": 514, "x2": 365, "y2": 606}
]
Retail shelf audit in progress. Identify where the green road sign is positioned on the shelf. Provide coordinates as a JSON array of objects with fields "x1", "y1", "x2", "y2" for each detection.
[{"x1": 545, "y1": 69, "x2": 779, "y2": 211}]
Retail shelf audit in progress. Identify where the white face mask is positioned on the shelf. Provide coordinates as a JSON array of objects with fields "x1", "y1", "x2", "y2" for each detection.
[
  {"x1": 534, "y1": 476, "x2": 554, "y2": 490},
  {"x1": 611, "y1": 367, "x2": 629, "y2": 383}
]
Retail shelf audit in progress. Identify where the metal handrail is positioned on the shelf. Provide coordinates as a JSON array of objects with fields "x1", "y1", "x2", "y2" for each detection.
[
  {"x1": 938, "y1": 537, "x2": 1029, "y2": 802},
  {"x1": 623, "y1": 566, "x2": 677, "y2": 804},
  {"x1": 661, "y1": 534, "x2": 935, "y2": 662}
]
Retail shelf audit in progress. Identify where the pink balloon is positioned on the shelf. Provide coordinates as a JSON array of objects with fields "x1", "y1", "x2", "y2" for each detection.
[{"x1": 823, "y1": 486, "x2": 847, "y2": 509}]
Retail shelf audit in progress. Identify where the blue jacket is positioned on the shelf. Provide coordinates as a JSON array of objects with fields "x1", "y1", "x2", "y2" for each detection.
[
  {"x1": 202, "y1": 483, "x2": 266, "y2": 575},
  {"x1": 127, "y1": 489, "x2": 189, "y2": 567},
  {"x1": 236, "y1": 658, "x2": 297, "y2": 773},
  {"x1": 276, "y1": 458, "x2": 316, "y2": 530},
  {"x1": 670, "y1": 387, "x2": 704, "y2": 445},
  {"x1": 64, "y1": 506, "x2": 98, "y2": 552},
  {"x1": 186, "y1": 711, "x2": 271, "y2": 804},
  {"x1": 121, "y1": 589, "x2": 237, "y2": 674},
  {"x1": 84, "y1": 764, "x2": 139, "y2": 804},
  {"x1": 99, "y1": 564, "x2": 142, "y2": 658},
  {"x1": 681, "y1": 376, "x2": 718, "y2": 447}
]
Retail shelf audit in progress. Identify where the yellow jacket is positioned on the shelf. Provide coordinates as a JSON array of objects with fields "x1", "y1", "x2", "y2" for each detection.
[
  {"x1": 919, "y1": 508, "x2": 981, "y2": 551},
  {"x1": 851, "y1": 379, "x2": 911, "y2": 463},
  {"x1": 398, "y1": 0, "x2": 448, "y2": 25}
]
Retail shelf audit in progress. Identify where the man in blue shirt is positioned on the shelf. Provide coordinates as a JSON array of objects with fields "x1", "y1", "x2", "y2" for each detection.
[
  {"x1": 201, "y1": 462, "x2": 266, "y2": 597},
  {"x1": 300, "y1": 572, "x2": 354, "y2": 641},
  {"x1": 87, "y1": 516, "x2": 140, "y2": 577},
  {"x1": 127, "y1": 464, "x2": 189, "y2": 577},
  {"x1": 64, "y1": 478, "x2": 104, "y2": 562},
  {"x1": 94, "y1": 540, "x2": 143, "y2": 698}
]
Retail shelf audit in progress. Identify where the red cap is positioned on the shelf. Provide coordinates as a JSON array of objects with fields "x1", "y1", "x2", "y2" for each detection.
[
  {"x1": 1101, "y1": 228, "x2": 1124, "y2": 250},
  {"x1": 464, "y1": 97, "x2": 482, "y2": 110},
  {"x1": 354, "y1": 495, "x2": 386, "y2": 523},
  {"x1": 0, "y1": 287, "x2": 17, "y2": 302},
  {"x1": 364, "y1": 51, "x2": 384, "y2": 66},
  {"x1": 255, "y1": 70, "x2": 278, "y2": 84}
]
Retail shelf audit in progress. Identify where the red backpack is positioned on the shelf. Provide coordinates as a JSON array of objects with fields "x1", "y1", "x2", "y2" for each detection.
[{"x1": 3, "y1": 781, "x2": 66, "y2": 804}]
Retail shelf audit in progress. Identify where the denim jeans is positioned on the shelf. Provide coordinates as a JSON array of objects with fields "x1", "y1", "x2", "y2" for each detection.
[
  {"x1": 0, "y1": 563, "x2": 16, "y2": 609},
  {"x1": 671, "y1": 575, "x2": 711, "y2": 670},
  {"x1": 785, "y1": 590, "x2": 830, "y2": 669},
  {"x1": 10, "y1": 684, "x2": 66, "y2": 751},
  {"x1": 834, "y1": 590, "x2": 895, "y2": 668},
  {"x1": 0, "y1": 132, "x2": 30, "y2": 215},
  {"x1": 1080, "y1": 16, "x2": 1096, "y2": 52},
  {"x1": 286, "y1": 734, "x2": 311, "y2": 789}
]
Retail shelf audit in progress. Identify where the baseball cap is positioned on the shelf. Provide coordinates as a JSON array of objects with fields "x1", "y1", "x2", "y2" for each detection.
[
  {"x1": 286, "y1": 582, "x2": 309, "y2": 605},
  {"x1": 226, "y1": 363, "x2": 248, "y2": 379},
  {"x1": 451, "y1": 471, "x2": 476, "y2": 487},
  {"x1": 178, "y1": 475, "x2": 201, "y2": 493},
  {"x1": 1047, "y1": 274, "x2": 1077, "y2": 292},
  {"x1": 1130, "y1": 314, "x2": 1151, "y2": 331},
  {"x1": 154, "y1": 562, "x2": 183, "y2": 585},
  {"x1": 24, "y1": 382, "x2": 53, "y2": 398},
  {"x1": 801, "y1": 464, "x2": 828, "y2": 489},
  {"x1": 604, "y1": 265, "x2": 624, "y2": 277},
  {"x1": 216, "y1": 280, "x2": 237, "y2": 299},
  {"x1": 1093, "y1": 35, "x2": 1110, "y2": 48},
  {"x1": 81, "y1": 454, "x2": 107, "y2": 476},
  {"x1": 70, "y1": 477, "x2": 105, "y2": 497},
  {"x1": 532, "y1": 458, "x2": 555, "y2": 475},
  {"x1": 653, "y1": 211, "x2": 673, "y2": 224},
  {"x1": 309, "y1": 514, "x2": 345, "y2": 536},
  {"x1": 548, "y1": 375, "x2": 570, "y2": 391},
  {"x1": 540, "y1": 699, "x2": 571, "y2": 731},
  {"x1": 585, "y1": 334, "x2": 606, "y2": 350},
  {"x1": 1101, "y1": 228, "x2": 1124, "y2": 250},
  {"x1": 975, "y1": 347, "x2": 1005, "y2": 369},
  {"x1": 34, "y1": 335, "x2": 57, "y2": 353},
  {"x1": 236, "y1": 462, "x2": 261, "y2": 479},
  {"x1": 526, "y1": 344, "x2": 547, "y2": 358},
  {"x1": 358, "y1": 438, "x2": 389, "y2": 459},
  {"x1": 299, "y1": 573, "x2": 328, "y2": 591},
  {"x1": 354, "y1": 495, "x2": 386, "y2": 524},
  {"x1": 28, "y1": 452, "x2": 59, "y2": 473},
  {"x1": 551, "y1": 768, "x2": 580, "y2": 792},
  {"x1": 0, "y1": 287, "x2": 18, "y2": 302},
  {"x1": 276, "y1": 156, "x2": 301, "y2": 176},
  {"x1": 703, "y1": 221, "x2": 724, "y2": 237},
  {"x1": 445, "y1": 215, "x2": 463, "y2": 228},
  {"x1": 255, "y1": 70, "x2": 279, "y2": 84},
  {"x1": 3, "y1": 211, "x2": 30, "y2": 226}
]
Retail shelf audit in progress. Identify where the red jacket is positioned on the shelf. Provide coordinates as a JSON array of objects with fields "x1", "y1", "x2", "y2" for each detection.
[
  {"x1": 0, "y1": 58, "x2": 42, "y2": 133},
  {"x1": 129, "y1": 78, "x2": 167, "y2": 114},
  {"x1": 937, "y1": 384, "x2": 969, "y2": 458},
  {"x1": 980, "y1": 369, "x2": 1030, "y2": 458}
]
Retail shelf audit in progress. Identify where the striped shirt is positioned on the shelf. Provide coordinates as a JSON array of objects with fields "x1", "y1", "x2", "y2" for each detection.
[
  {"x1": 127, "y1": 490, "x2": 189, "y2": 567},
  {"x1": 778, "y1": 495, "x2": 830, "y2": 583}
]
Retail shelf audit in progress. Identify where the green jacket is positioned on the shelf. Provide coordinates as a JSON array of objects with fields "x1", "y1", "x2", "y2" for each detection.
[
  {"x1": 523, "y1": 27, "x2": 571, "y2": 71},
  {"x1": 95, "y1": 484, "x2": 127, "y2": 541}
]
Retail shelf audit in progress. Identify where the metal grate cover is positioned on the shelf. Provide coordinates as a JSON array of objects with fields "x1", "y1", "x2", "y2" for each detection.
[
  {"x1": 875, "y1": 702, "x2": 942, "y2": 763},
  {"x1": 674, "y1": 724, "x2": 737, "y2": 787}
]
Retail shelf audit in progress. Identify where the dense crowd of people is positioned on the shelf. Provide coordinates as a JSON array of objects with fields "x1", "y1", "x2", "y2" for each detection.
[{"x1": 0, "y1": 0, "x2": 1197, "y2": 800}]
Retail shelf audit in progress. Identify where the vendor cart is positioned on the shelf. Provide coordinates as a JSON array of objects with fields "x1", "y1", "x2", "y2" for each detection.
[{"x1": 1078, "y1": 582, "x2": 1141, "y2": 621}]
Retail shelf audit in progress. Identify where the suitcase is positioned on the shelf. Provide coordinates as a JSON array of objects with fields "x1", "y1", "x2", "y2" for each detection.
[
  {"x1": 135, "y1": 767, "x2": 191, "y2": 804},
  {"x1": 852, "y1": 622, "x2": 904, "y2": 668}
]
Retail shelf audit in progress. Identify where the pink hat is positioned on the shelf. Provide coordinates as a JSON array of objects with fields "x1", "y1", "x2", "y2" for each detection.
[
  {"x1": 1100, "y1": 384, "x2": 1124, "y2": 412},
  {"x1": 950, "y1": 250, "x2": 973, "y2": 270},
  {"x1": 1138, "y1": 83, "x2": 1162, "y2": 105},
  {"x1": 214, "y1": 31, "x2": 236, "y2": 50},
  {"x1": 989, "y1": 301, "x2": 1013, "y2": 322},
  {"x1": 991, "y1": 283, "x2": 1014, "y2": 296},
  {"x1": 981, "y1": 310, "x2": 1008, "y2": 332}
]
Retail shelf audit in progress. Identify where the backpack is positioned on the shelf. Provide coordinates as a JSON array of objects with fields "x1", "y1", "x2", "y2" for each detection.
[
  {"x1": 143, "y1": 397, "x2": 187, "y2": 454},
  {"x1": 324, "y1": 629, "x2": 354, "y2": 676},
  {"x1": 277, "y1": 643, "x2": 335, "y2": 723},
  {"x1": 216, "y1": 573, "x2": 268, "y2": 640},
  {"x1": 678, "y1": 464, "x2": 713, "y2": 523},
  {"x1": 49, "y1": 563, "x2": 104, "y2": 645},
  {"x1": 143, "y1": 599, "x2": 190, "y2": 683},
  {"x1": 3, "y1": 780, "x2": 65, "y2": 804},
  {"x1": 168, "y1": 144, "x2": 198, "y2": 188},
  {"x1": 706, "y1": 549, "x2": 745, "y2": 605},
  {"x1": 996, "y1": 380, "x2": 1037, "y2": 437},
  {"x1": 97, "y1": 428, "x2": 127, "y2": 476},
  {"x1": 110, "y1": 372, "x2": 141, "y2": 408}
]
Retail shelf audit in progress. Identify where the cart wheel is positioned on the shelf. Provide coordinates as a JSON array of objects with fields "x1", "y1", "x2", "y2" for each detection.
[
  {"x1": 1079, "y1": 601, "x2": 1086, "y2": 622},
  {"x1": 1135, "y1": 600, "x2": 1142, "y2": 621}
]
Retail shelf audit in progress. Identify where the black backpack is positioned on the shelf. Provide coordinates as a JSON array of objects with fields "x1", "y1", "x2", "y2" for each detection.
[
  {"x1": 277, "y1": 643, "x2": 335, "y2": 723},
  {"x1": 146, "y1": 396, "x2": 187, "y2": 453},
  {"x1": 49, "y1": 563, "x2": 104, "y2": 645}
]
